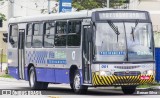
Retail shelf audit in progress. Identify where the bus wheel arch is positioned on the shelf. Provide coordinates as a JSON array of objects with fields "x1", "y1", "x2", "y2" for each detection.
[
  {"x1": 69, "y1": 65, "x2": 78, "y2": 85},
  {"x1": 27, "y1": 63, "x2": 35, "y2": 80},
  {"x1": 69, "y1": 65, "x2": 88, "y2": 94}
]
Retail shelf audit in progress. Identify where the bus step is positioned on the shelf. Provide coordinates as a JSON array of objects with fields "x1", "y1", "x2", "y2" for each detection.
[{"x1": 82, "y1": 84, "x2": 92, "y2": 86}]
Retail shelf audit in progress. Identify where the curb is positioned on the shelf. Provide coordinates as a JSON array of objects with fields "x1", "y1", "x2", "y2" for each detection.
[{"x1": 0, "y1": 77, "x2": 27, "y2": 83}]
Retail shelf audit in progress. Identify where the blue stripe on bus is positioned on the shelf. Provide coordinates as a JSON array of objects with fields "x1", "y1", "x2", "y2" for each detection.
[
  {"x1": 25, "y1": 68, "x2": 29, "y2": 81},
  {"x1": 99, "y1": 51, "x2": 125, "y2": 55},
  {"x1": 8, "y1": 67, "x2": 82, "y2": 84},
  {"x1": 8, "y1": 67, "x2": 19, "y2": 80},
  {"x1": 36, "y1": 68, "x2": 70, "y2": 83},
  {"x1": 47, "y1": 60, "x2": 67, "y2": 64}
]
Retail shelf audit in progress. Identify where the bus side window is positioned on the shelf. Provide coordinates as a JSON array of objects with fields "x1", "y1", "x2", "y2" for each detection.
[
  {"x1": 32, "y1": 23, "x2": 43, "y2": 48},
  {"x1": 26, "y1": 24, "x2": 32, "y2": 48},
  {"x1": 68, "y1": 21, "x2": 81, "y2": 46},
  {"x1": 54, "y1": 21, "x2": 67, "y2": 46},
  {"x1": 44, "y1": 22, "x2": 55, "y2": 47},
  {"x1": 10, "y1": 24, "x2": 18, "y2": 48}
]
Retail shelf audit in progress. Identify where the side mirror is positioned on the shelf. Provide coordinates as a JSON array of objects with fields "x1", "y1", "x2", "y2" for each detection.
[
  {"x1": 3, "y1": 38, "x2": 7, "y2": 43},
  {"x1": 9, "y1": 38, "x2": 15, "y2": 44},
  {"x1": 3, "y1": 33, "x2": 8, "y2": 43}
]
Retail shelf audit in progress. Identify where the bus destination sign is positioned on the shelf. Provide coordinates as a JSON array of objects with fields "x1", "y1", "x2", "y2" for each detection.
[{"x1": 93, "y1": 11, "x2": 149, "y2": 21}]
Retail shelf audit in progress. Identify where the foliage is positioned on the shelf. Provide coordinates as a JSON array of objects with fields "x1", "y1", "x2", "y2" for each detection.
[
  {"x1": 154, "y1": 31, "x2": 160, "y2": 47},
  {"x1": 0, "y1": 74, "x2": 13, "y2": 78},
  {"x1": 57, "y1": 0, "x2": 129, "y2": 11},
  {"x1": 0, "y1": 13, "x2": 6, "y2": 21},
  {"x1": 5, "y1": 67, "x2": 8, "y2": 74},
  {"x1": 0, "y1": 0, "x2": 6, "y2": 21},
  {"x1": 0, "y1": 54, "x2": 7, "y2": 63}
]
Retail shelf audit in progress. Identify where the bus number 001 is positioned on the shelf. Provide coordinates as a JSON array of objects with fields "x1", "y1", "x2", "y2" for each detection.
[{"x1": 101, "y1": 65, "x2": 108, "y2": 68}]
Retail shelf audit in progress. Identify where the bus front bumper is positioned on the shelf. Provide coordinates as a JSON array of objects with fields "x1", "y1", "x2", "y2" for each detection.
[{"x1": 92, "y1": 73, "x2": 154, "y2": 86}]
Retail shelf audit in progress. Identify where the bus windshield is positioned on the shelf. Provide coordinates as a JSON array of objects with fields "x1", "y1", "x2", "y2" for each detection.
[{"x1": 94, "y1": 22, "x2": 154, "y2": 62}]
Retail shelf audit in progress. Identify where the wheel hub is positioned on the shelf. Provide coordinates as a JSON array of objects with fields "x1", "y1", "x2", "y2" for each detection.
[
  {"x1": 30, "y1": 71, "x2": 35, "y2": 87},
  {"x1": 74, "y1": 74, "x2": 81, "y2": 89}
]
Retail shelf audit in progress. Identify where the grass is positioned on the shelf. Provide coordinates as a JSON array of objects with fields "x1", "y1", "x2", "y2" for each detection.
[
  {"x1": 0, "y1": 74, "x2": 13, "y2": 78},
  {"x1": 137, "y1": 83, "x2": 160, "y2": 88}
]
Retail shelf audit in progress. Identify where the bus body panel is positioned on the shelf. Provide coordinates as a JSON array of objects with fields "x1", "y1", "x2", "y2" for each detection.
[{"x1": 91, "y1": 63, "x2": 155, "y2": 86}]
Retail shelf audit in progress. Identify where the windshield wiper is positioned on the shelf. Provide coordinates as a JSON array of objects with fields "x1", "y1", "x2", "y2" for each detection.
[
  {"x1": 108, "y1": 21, "x2": 120, "y2": 42},
  {"x1": 130, "y1": 20, "x2": 139, "y2": 42}
]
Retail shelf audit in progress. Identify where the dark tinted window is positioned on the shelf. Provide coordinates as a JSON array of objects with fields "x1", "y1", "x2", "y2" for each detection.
[
  {"x1": 26, "y1": 24, "x2": 32, "y2": 48},
  {"x1": 10, "y1": 25, "x2": 18, "y2": 48},
  {"x1": 44, "y1": 22, "x2": 55, "y2": 47},
  {"x1": 67, "y1": 21, "x2": 81, "y2": 46},
  {"x1": 54, "y1": 22, "x2": 67, "y2": 46},
  {"x1": 32, "y1": 23, "x2": 43, "y2": 48}
]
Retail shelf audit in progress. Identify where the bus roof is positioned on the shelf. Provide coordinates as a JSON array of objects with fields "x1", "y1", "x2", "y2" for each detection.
[{"x1": 8, "y1": 8, "x2": 149, "y2": 24}]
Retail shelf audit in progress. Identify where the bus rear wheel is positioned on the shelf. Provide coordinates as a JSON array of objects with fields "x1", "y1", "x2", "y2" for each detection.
[
  {"x1": 29, "y1": 67, "x2": 48, "y2": 90},
  {"x1": 72, "y1": 70, "x2": 88, "y2": 94},
  {"x1": 121, "y1": 86, "x2": 136, "y2": 94}
]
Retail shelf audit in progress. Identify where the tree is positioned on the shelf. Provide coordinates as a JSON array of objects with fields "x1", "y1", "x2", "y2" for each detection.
[
  {"x1": 72, "y1": 0, "x2": 129, "y2": 11},
  {"x1": 0, "y1": 0, "x2": 6, "y2": 21},
  {"x1": 45, "y1": 0, "x2": 130, "y2": 13}
]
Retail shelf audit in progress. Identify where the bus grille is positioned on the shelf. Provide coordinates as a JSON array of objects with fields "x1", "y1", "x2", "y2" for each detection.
[
  {"x1": 114, "y1": 71, "x2": 141, "y2": 76},
  {"x1": 114, "y1": 66, "x2": 140, "y2": 69}
]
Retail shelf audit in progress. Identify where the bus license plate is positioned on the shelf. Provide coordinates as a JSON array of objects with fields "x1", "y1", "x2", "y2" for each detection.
[{"x1": 140, "y1": 76, "x2": 150, "y2": 80}]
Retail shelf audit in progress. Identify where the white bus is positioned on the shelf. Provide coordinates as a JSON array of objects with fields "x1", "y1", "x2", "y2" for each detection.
[{"x1": 4, "y1": 9, "x2": 155, "y2": 94}]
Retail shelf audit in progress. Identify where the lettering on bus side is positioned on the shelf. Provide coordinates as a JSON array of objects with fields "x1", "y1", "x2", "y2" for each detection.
[{"x1": 49, "y1": 51, "x2": 54, "y2": 58}]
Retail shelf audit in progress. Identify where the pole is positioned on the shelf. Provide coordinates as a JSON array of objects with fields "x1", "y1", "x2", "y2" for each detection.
[
  {"x1": 48, "y1": 0, "x2": 50, "y2": 14},
  {"x1": 8, "y1": 0, "x2": 14, "y2": 19},
  {"x1": 1, "y1": 49, "x2": 3, "y2": 72},
  {"x1": 107, "y1": 0, "x2": 109, "y2": 8}
]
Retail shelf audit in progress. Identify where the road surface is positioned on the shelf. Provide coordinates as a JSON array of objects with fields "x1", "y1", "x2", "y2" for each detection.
[{"x1": 0, "y1": 78, "x2": 159, "y2": 98}]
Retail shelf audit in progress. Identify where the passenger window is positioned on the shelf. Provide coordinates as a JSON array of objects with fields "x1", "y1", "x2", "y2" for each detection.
[
  {"x1": 44, "y1": 22, "x2": 55, "y2": 47},
  {"x1": 10, "y1": 25, "x2": 18, "y2": 48},
  {"x1": 68, "y1": 21, "x2": 81, "y2": 46},
  {"x1": 26, "y1": 24, "x2": 32, "y2": 48},
  {"x1": 55, "y1": 22, "x2": 67, "y2": 46},
  {"x1": 32, "y1": 23, "x2": 43, "y2": 48}
]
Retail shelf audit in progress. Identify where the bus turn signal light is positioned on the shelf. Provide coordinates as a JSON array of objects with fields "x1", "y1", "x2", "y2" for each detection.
[{"x1": 140, "y1": 76, "x2": 150, "y2": 80}]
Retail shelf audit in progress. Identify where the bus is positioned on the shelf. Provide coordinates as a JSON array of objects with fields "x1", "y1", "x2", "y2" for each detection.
[{"x1": 5, "y1": 9, "x2": 155, "y2": 94}]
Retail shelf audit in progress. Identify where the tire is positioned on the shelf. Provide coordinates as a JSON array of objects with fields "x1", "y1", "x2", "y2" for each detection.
[
  {"x1": 70, "y1": 83, "x2": 73, "y2": 90},
  {"x1": 121, "y1": 86, "x2": 136, "y2": 95},
  {"x1": 29, "y1": 67, "x2": 48, "y2": 90},
  {"x1": 72, "y1": 70, "x2": 88, "y2": 94}
]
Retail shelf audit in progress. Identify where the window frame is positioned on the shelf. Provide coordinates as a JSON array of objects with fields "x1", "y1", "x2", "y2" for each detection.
[
  {"x1": 67, "y1": 20, "x2": 82, "y2": 48},
  {"x1": 26, "y1": 23, "x2": 33, "y2": 48},
  {"x1": 9, "y1": 24, "x2": 19, "y2": 48},
  {"x1": 32, "y1": 22, "x2": 44, "y2": 48},
  {"x1": 43, "y1": 21, "x2": 56, "y2": 48},
  {"x1": 54, "y1": 20, "x2": 68, "y2": 48}
]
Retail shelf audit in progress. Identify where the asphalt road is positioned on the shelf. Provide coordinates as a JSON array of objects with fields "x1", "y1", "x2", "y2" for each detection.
[{"x1": 0, "y1": 78, "x2": 160, "y2": 98}]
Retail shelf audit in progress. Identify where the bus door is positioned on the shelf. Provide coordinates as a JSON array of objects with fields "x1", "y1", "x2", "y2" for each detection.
[
  {"x1": 18, "y1": 29, "x2": 25, "y2": 79},
  {"x1": 83, "y1": 26, "x2": 92, "y2": 83}
]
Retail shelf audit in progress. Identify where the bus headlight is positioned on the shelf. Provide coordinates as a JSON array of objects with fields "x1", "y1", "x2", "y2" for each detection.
[
  {"x1": 100, "y1": 71, "x2": 106, "y2": 76},
  {"x1": 8, "y1": 59, "x2": 13, "y2": 64},
  {"x1": 100, "y1": 71, "x2": 112, "y2": 76},
  {"x1": 143, "y1": 70, "x2": 154, "y2": 75}
]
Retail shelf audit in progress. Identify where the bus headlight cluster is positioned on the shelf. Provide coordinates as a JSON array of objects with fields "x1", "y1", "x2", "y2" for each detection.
[
  {"x1": 8, "y1": 59, "x2": 13, "y2": 64},
  {"x1": 99, "y1": 71, "x2": 112, "y2": 76},
  {"x1": 143, "y1": 70, "x2": 154, "y2": 75}
]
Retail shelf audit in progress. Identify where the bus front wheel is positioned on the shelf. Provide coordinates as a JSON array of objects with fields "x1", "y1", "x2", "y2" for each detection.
[
  {"x1": 29, "y1": 67, "x2": 48, "y2": 90},
  {"x1": 121, "y1": 86, "x2": 136, "y2": 94},
  {"x1": 72, "y1": 70, "x2": 88, "y2": 94}
]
